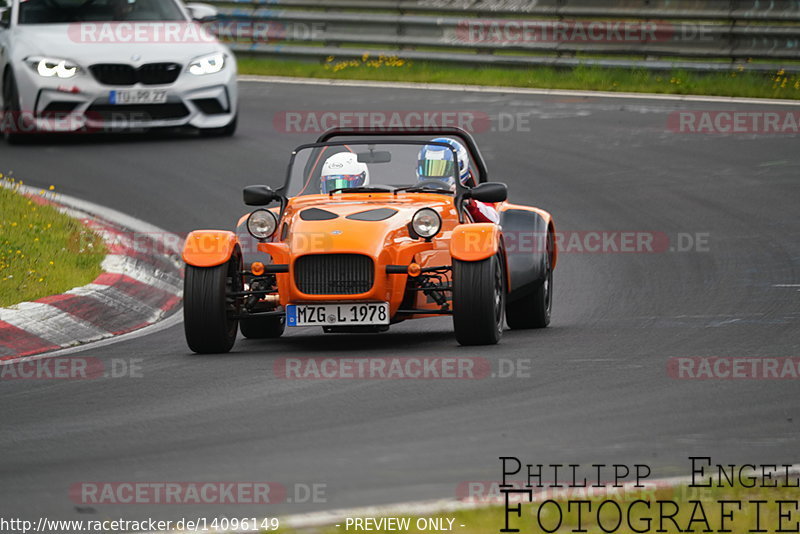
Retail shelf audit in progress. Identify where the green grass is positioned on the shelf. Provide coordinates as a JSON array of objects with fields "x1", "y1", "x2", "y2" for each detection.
[
  {"x1": 238, "y1": 56, "x2": 800, "y2": 100},
  {"x1": 0, "y1": 176, "x2": 106, "y2": 307},
  {"x1": 273, "y1": 483, "x2": 800, "y2": 533}
]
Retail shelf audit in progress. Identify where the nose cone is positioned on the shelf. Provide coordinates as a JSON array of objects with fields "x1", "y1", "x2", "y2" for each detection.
[
  {"x1": 282, "y1": 195, "x2": 458, "y2": 260},
  {"x1": 287, "y1": 212, "x2": 409, "y2": 259}
]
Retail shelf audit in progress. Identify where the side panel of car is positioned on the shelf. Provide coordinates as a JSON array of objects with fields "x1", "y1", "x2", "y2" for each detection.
[{"x1": 498, "y1": 204, "x2": 556, "y2": 303}]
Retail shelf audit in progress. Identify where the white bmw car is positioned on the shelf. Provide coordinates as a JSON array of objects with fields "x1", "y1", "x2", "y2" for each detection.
[{"x1": 0, "y1": 0, "x2": 237, "y2": 141}]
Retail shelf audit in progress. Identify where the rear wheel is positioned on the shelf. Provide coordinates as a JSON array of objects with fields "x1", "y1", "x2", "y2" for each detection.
[
  {"x1": 506, "y1": 231, "x2": 553, "y2": 329},
  {"x1": 240, "y1": 315, "x2": 285, "y2": 339},
  {"x1": 452, "y1": 254, "x2": 505, "y2": 346},
  {"x1": 183, "y1": 249, "x2": 242, "y2": 353}
]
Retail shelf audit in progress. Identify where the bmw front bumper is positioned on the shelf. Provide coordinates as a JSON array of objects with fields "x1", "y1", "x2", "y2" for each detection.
[{"x1": 13, "y1": 60, "x2": 237, "y2": 133}]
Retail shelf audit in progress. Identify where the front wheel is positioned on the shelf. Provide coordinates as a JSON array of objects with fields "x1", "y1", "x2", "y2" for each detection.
[
  {"x1": 183, "y1": 251, "x2": 242, "y2": 353},
  {"x1": 2, "y1": 70, "x2": 23, "y2": 145},
  {"x1": 452, "y1": 254, "x2": 505, "y2": 346}
]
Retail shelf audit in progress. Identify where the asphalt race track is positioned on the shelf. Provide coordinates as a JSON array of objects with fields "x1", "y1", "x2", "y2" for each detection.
[{"x1": 1, "y1": 80, "x2": 798, "y2": 522}]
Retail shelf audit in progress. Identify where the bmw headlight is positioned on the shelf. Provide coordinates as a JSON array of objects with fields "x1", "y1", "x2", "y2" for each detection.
[
  {"x1": 247, "y1": 209, "x2": 278, "y2": 240},
  {"x1": 411, "y1": 208, "x2": 442, "y2": 239},
  {"x1": 188, "y1": 53, "x2": 225, "y2": 75},
  {"x1": 26, "y1": 57, "x2": 80, "y2": 79}
]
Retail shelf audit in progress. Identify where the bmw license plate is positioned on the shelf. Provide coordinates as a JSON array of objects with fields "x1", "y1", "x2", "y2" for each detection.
[
  {"x1": 287, "y1": 303, "x2": 389, "y2": 327},
  {"x1": 110, "y1": 90, "x2": 168, "y2": 105}
]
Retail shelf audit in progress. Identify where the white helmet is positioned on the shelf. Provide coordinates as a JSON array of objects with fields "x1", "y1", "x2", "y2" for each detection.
[{"x1": 320, "y1": 152, "x2": 370, "y2": 193}]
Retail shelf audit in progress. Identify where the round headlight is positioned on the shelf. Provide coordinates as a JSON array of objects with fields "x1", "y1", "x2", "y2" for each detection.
[
  {"x1": 247, "y1": 209, "x2": 278, "y2": 239},
  {"x1": 411, "y1": 208, "x2": 441, "y2": 239}
]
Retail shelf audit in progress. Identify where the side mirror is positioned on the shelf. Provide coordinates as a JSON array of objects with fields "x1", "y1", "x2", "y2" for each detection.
[
  {"x1": 467, "y1": 182, "x2": 507, "y2": 203},
  {"x1": 186, "y1": 3, "x2": 217, "y2": 22},
  {"x1": 243, "y1": 185, "x2": 278, "y2": 206}
]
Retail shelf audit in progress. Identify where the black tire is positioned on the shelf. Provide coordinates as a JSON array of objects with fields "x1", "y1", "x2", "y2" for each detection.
[
  {"x1": 452, "y1": 254, "x2": 506, "y2": 346},
  {"x1": 199, "y1": 114, "x2": 237, "y2": 138},
  {"x1": 240, "y1": 315, "x2": 285, "y2": 339},
  {"x1": 2, "y1": 69, "x2": 23, "y2": 145},
  {"x1": 183, "y1": 250, "x2": 242, "y2": 353},
  {"x1": 506, "y1": 231, "x2": 553, "y2": 329}
]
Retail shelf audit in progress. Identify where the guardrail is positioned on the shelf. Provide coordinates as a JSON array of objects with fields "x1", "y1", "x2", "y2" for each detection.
[{"x1": 205, "y1": 0, "x2": 800, "y2": 73}]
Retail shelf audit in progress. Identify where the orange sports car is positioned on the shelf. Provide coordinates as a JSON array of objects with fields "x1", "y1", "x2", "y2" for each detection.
[{"x1": 181, "y1": 127, "x2": 556, "y2": 353}]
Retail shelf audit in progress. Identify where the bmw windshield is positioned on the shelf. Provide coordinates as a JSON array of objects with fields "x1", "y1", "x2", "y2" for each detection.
[
  {"x1": 283, "y1": 141, "x2": 466, "y2": 198},
  {"x1": 18, "y1": 0, "x2": 186, "y2": 24}
]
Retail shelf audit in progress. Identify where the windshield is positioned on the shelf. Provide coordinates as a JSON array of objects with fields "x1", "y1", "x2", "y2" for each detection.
[
  {"x1": 283, "y1": 141, "x2": 465, "y2": 197},
  {"x1": 18, "y1": 0, "x2": 185, "y2": 24}
]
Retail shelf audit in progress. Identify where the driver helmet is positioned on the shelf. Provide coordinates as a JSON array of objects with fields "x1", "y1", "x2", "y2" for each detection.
[
  {"x1": 320, "y1": 152, "x2": 370, "y2": 194},
  {"x1": 416, "y1": 138, "x2": 471, "y2": 190}
]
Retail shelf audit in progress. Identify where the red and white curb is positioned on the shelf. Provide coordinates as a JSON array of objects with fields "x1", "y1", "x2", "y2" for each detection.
[{"x1": 0, "y1": 186, "x2": 183, "y2": 361}]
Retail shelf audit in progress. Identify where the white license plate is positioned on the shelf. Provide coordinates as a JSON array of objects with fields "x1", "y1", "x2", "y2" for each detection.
[
  {"x1": 110, "y1": 90, "x2": 168, "y2": 105},
  {"x1": 287, "y1": 303, "x2": 389, "y2": 327}
]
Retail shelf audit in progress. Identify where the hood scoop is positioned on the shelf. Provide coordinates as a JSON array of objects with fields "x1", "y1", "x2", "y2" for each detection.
[
  {"x1": 300, "y1": 208, "x2": 339, "y2": 221},
  {"x1": 346, "y1": 208, "x2": 398, "y2": 221}
]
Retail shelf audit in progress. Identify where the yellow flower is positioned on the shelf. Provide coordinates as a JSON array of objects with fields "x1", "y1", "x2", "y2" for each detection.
[{"x1": 49, "y1": 185, "x2": 55, "y2": 191}]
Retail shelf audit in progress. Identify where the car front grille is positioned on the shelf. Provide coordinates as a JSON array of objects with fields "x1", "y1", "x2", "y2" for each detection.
[
  {"x1": 294, "y1": 254, "x2": 374, "y2": 295},
  {"x1": 89, "y1": 63, "x2": 182, "y2": 86},
  {"x1": 86, "y1": 103, "x2": 190, "y2": 121}
]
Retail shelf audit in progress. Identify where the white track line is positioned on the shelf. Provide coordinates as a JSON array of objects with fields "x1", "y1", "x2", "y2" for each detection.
[{"x1": 239, "y1": 75, "x2": 800, "y2": 107}]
